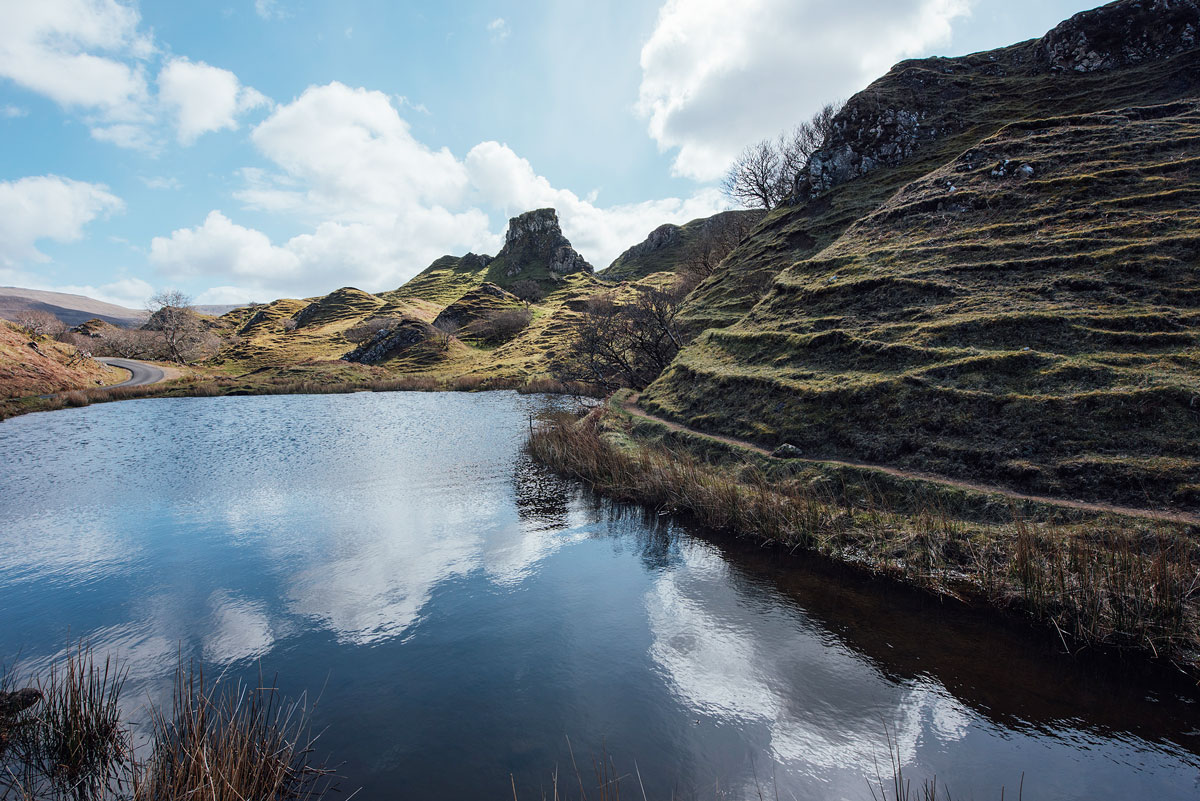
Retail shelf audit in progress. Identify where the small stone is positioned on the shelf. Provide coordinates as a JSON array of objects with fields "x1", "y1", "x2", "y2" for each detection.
[
  {"x1": 0, "y1": 688, "x2": 42, "y2": 718},
  {"x1": 1017, "y1": 163, "x2": 1035, "y2": 178},
  {"x1": 772, "y1": 443, "x2": 804, "y2": 459}
]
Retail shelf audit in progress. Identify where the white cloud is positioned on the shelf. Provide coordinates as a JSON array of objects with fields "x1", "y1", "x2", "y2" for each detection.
[
  {"x1": 487, "y1": 17, "x2": 510, "y2": 42},
  {"x1": 465, "y1": 141, "x2": 727, "y2": 270},
  {"x1": 54, "y1": 276, "x2": 156, "y2": 308},
  {"x1": 140, "y1": 175, "x2": 182, "y2": 191},
  {"x1": 0, "y1": 0, "x2": 154, "y2": 144},
  {"x1": 254, "y1": 0, "x2": 284, "y2": 19},
  {"x1": 1, "y1": 104, "x2": 27, "y2": 118},
  {"x1": 150, "y1": 81, "x2": 726, "y2": 299},
  {"x1": 158, "y1": 57, "x2": 269, "y2": 145},
  {"x1": 637, "y1": 0, "x2": 972, "y2": 180},
  {"x1": 0, "y1": 175, "x2": 123, "y2": 266}
]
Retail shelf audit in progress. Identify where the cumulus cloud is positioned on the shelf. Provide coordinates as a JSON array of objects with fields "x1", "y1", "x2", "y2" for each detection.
[
  {"x1": 488, "y1": 18, "x2": 510, "y2": 42},
  {"x1": 0, "y1": 175, "x2": 123, "y2": 266},
  {"x1": 53, "y1": 276, "x2": 156, "y2": 308},
  {"x1": 147, "y1": 81, "x2": 725, "y2": 300},
  {"x1": 637, "y1": 0, "x2": 972, "y2": 180},
  {"x1": 0, "y1": 0, "x2": 154, "y2": 144},
  {"x1": 158, "y1": 57, "x2": 270, "y2": 145}
]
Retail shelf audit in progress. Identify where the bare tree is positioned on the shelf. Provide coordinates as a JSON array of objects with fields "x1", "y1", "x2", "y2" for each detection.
[
  {"x1": 14, "y1": 309, "x2": 67, "y2": 338},
  {"x1": 95, "y1": 327, "x2": 164, "y2": 359},
  {"x1": 680, "y1": 213, "x2": 761, "y2": 283},
  {"x1": 551, "y1": 280, "x2": 692, "y2": 391},
  {"x1": 463, "y1": 308, "x2": 532, "y2": 343},
  {"x1": 509, "y1": 279, "x2": 545, "y2": 308},
  {"x1": 722, "y1": 101, "x2": 843, "y2": 210},
  {"x1": 145, "y1": 289, "x2": 204, "y2": 363},
  {"x1": 722, "y1": 139, "x2": 781, "y2": 210}
]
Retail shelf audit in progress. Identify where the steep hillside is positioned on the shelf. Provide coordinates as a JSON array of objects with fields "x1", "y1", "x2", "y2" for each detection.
[
  {"x1": 0, "y1": 320, "x2": 123, "y2": 397},
  {"x1": 643, "y1": 0, "x2": 1200, "y2": 512},
  {"x1": 602, "y1": 209, "x2": 765, "y2": 281}
]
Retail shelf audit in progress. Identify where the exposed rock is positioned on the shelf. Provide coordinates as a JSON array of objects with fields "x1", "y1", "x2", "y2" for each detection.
[
  {"x1": 1039, "y1": 0, "x2": 1199, "y2": 73},
  {"x1": 771, "y1": 443, "x2": 804, "y2": 459},
  {"x1": 0, "y1": 688, "x2": 41, "y2": 718},
  {"x1": 490, "y1": 208, "x2": 593, "y2": 282},
  {"x1": 610, "y1": 223, "x2": 682, "y2": 266},
  {"x1": 790, "y1": 0, "x2": 1200, "y2": 203},
  {"x1": 343, "y1": 318, "x2": 439, "y2": 364}
]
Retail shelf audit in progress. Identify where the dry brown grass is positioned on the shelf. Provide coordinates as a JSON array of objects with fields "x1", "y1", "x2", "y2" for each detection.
[
  {"x1": 1, "y1": 652, "x2": 337, "y2": 801},
  {"x1": 528, "y1": 408, "x2": 1200, "y2": 673}
]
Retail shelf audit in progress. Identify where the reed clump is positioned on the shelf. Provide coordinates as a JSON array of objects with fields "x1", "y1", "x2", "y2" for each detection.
[
  {"x1": 0, "y1": 651, "x2": 337, "y2": 801},
  {"x1": 527, "y1": 409, "x2": 1200, "y2": 673}
]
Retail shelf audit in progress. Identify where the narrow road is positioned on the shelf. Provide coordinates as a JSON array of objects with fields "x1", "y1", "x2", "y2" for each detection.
[
  {"x1": 96, "y1": 357, "x2": 170, "y2": 387},
  {"x1": 619, "y1": 393, "x2": 1200, "y2": 526}
]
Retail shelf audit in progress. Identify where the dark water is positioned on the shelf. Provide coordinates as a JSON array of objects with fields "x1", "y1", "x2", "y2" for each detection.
[{"x1": 1, "y1": 392, "x2": 1198, "y2": 800}]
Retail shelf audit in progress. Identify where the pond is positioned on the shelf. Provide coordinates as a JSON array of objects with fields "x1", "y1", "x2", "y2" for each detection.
[{"x1": 1, "y1": 392, "x2": 1198, "y2": 799}]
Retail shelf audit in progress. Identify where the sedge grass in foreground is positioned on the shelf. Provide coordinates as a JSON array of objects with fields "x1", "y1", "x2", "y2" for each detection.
[
  {"x1": 0, "y1": 648, "x2": 336, "y2": 801},
  {"x1": 526, "y1": 407, "x2": 1200, "y2": 675}
]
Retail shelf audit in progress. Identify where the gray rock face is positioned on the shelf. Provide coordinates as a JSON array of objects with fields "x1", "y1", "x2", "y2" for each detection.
[
  {"x1": 1039, "y1": 0, "x2": 1199, "y2": 72},
  {"x1": 495, "y1": 209, "x2": 593, "y2": 279},
  {"x1": 343, "y1": 319, "x2": 436, "y2": 364},
  {"x1": 771, "y1": 443, "x2": 804, "y2": 459},
  {"x1": 611, "y1": 223, "x2": 682, "y2": 267}
]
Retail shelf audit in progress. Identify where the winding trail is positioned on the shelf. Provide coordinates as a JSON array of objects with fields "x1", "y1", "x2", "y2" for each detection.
[
  {"x1": 96, "y1": 357, "x2": 179, "y2": 388},
  {"x1": 619, "y1": 393, "x2": 1200, "y2": 526}
]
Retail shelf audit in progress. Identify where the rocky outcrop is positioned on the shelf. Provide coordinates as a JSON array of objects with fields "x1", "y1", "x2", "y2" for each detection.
[
  {"x1": 1039, "y1": 0, "x2": 1199, "y2": 72},
  {"x1": 612, "y1": 223, "x2": 682, "y2": 266},
  {"x1": 603, "y1": 210, "x2": 765, "y2": 281},
  {"x1": 791, "y1": 0, "x2": 1200, "y2": 202},
  {"x1": 489, "y1": 209, "x2": 592, "y2": 282},
  {"x1": 342, "y1": 318, "x2": 439, "y2": 364}
]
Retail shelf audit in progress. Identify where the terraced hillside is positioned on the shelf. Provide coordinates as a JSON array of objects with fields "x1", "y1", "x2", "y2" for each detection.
[
  {"x1": 643, "y1": 2, "x2": 1200, "y2": 512},
  {"x1": 602, "y1": 210, "x2": 764, "y2": 281}
]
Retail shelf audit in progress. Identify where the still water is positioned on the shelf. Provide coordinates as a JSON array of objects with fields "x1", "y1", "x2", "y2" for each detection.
[{"x1": 1, "y1": 392, "x2": 1198, "y2": 800}]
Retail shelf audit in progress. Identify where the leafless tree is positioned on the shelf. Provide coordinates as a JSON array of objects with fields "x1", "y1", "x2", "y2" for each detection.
[
  {"x1": 464, "y1": 308, "x2": 532, "y2": 343},
  {"x1": 680, "y1": 213, "x2": 761, "y2": 282},
  {"x1": 551, "y1": 280, "x2": 692, "y2": 391},
  {"x1": 722, "y1": 101, "x2": 843, "y2": 210},
  {"x1": 145, "y1": 289, "x2": 204, "y2": 363},
  {"x1": 722, "y1": 139, "x2": 781, "y2": 210},
  {"x1": 508, "y1": 279, "x2": 545, "y2": 307},
  {"x1": 14, "y1": 309, "x2": 67, "y2": 338},
  {"x1": 95, "y1": 327, "x2": 166, "y2": 359}
]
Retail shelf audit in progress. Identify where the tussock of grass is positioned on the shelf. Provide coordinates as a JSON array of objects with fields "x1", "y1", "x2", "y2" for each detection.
[
  {"x1": 529, "y1": 408, "x2": 1200, "y2": 673},
  {"x1": 1, "y1": 651, "x2": 336, "y2": 801}
]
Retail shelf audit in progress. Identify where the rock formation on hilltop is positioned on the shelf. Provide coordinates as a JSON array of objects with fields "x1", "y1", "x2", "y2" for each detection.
[{"x1": 486, "y1": 209, "x2": 592, "y2": 284}]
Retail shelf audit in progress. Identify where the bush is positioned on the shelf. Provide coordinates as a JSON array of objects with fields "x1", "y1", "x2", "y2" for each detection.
[{"x1": 464, "y1": 309, "x2": 532, "y2": 343}]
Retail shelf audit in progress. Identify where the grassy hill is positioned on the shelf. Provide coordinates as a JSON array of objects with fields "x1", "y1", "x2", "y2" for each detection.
[
  {"x1": 0, "y1": 320, "x2": 124, "y2": 398},
  {"x1": 602, "y1": 210, "x2": 764, "y2": 281},
  {"x1": 642, "y1": 1, "x2": 1200, "y2": 512}
]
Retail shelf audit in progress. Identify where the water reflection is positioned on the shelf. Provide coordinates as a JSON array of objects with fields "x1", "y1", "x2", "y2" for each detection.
[{"x1": 0, "y1": 392, "x2": 1198, "y2": 800}]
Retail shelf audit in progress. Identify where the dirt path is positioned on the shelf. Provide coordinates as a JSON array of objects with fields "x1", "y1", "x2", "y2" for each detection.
[{"x1": 619, "y1": 393, "x2": 1200, "y2": 526}]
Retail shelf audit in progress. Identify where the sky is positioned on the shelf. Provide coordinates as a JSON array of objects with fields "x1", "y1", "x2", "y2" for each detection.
[{"x1": 0, "y1": 0, "x2": 1105, "y2": 308}]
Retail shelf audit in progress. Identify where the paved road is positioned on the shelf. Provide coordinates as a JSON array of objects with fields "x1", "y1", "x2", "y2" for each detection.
[{"x1": 96, "y1": 357, "x2": 167, "y2": 387}]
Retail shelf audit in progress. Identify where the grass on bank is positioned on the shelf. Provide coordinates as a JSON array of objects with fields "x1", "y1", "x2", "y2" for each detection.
[
  {"x1": 528, "y1": 406, "x2": 1200, "y2": 674},
  {"x1": 0, "y1": 367, "x2": 602, "y2": 421},
  {"x1": 0, "y1": 647, "x2": 335, "y2": 801}
]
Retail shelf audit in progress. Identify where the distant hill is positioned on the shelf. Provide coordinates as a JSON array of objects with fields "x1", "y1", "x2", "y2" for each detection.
[
  {"x1": 0, "y1": 287, "x2": 148, "y2": 327},
  {"x1": 602, "y1": 209, "x2": 764, "y2": 281},
  {"x1": 0, "y1": 287, "x2": 246, "y2": 328}
]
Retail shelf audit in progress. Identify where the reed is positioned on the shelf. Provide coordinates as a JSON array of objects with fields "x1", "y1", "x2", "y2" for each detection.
[
  {"x1": 527, "y1": 409, "x2": 1200, "y2": 672},
  {"x1": 133, "y1": 663, "x2": 334, "y2": 801}
]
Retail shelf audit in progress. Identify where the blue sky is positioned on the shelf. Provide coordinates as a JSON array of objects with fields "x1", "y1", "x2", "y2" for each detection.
[{"x1": 0, "y1": 0, "x2": 1103, "y2": 307}]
